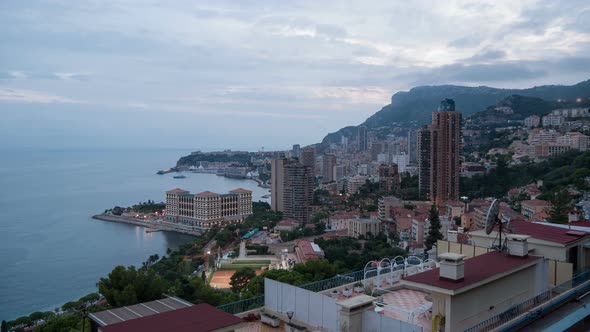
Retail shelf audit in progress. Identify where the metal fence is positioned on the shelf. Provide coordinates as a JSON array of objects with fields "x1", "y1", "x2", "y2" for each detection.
[
  {"x1": 299, "y1": 269, "x2": 365, "y2": 293},
  {"x1": 217, "y1": 295, "x2": 264, "y2": 315},
  {"x1": 217, "y1": 269, "x2": 365, "y2": 314},
  {"x1": 464, "y1": 270, "x2": 590, "y2": 332}
]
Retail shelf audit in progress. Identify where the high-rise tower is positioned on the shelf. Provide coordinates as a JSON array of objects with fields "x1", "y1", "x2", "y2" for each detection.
[
  {"x1": 358, "y1": 126, "x2": 368, "y2": 152},
  {"x1": 418, "y1": 99, "x2": 462, "y2": 205},
  {"x1": 270, "y1": 158, "x2": 286, "y2": 211},
  {"x1": 283, "y1": 162, "x2": 314, "y2": 223},
  {"x1": 301, "y1": 146, "x2": 317, "y2": 176},
  {"x1": 322, "y1": 154, "x2": 337, "y2": 183}
]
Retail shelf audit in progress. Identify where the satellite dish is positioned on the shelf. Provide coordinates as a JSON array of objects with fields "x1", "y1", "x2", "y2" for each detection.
[
  {"x1": 485, "y1": 199, "x2": 509, "y2": 251},
  {"x1": 485, "y1": 199, "x2": 501, "y2": 235}
]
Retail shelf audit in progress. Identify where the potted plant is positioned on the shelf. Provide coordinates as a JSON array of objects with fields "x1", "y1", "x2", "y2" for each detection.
[
  {"x1": 353, "y1": 282, "x2": 364, "y2": 293},
  {"x1": 330, "y1": 289, "x2": 340, "y2": 298},
  {"x1": 285, "y1": 322, "x2": 307, "y2": 332},
  {"x1": 260, "y1": 310, "x2": 280, "y2": 327},
  {"x1": 342, "y1": 287, "x2": 353, "y2": 297}
]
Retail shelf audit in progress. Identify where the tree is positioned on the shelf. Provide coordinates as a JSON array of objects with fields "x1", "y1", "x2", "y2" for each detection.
[
  {"x1": 244, "y1": 269, "x2": 306, "y2": 296},
  {"x1": 425, "y1": 205, "x2": 443, "y2": 250},
  {"x1": 98, "y1": 265, "x2": 166, "y2": 307},
  {"x1": 79, "y1": 292, "x2": 100, "y2": 303},
  {"x1": 292, "y1": 259, "x2": 338, "y2": 282},
  {"x1": 547, "y1": 188, "x2": 572, "y2": 224},
  {"x1": 230, "y1": 267, "x2": 256, "y2": 294},
  {"x1": 141, "y1": 254, "x2": 159, "y2": 270},
  {"x1": 61, "y1": 301, "x2": 82, "y2": 312},
  {"x1": 1, "y1": 320, "x2": 7, "y2": 332}
]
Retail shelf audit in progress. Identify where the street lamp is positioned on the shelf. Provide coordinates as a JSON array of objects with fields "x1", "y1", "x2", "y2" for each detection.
[
  {"x1": 460, "y1": 196, "x2": 469, "y2": 211},
  {"x1": 79, "y1": 304, "x2": 88, "y2": 332}
]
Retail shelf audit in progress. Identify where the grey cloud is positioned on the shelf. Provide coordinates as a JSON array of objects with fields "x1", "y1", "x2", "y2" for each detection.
[
  {"x1": 565, "y1": 7, "x2": 590, "y2": 33},
  {"x1": 467, "y1": 49, "x2": 507, "y2": 62},
  {"x1": 315, "y1": 24, "x2": 348, "y2": 38},
  {"x1": 448, "y1": 35, "x2": 482, "y2": 48},
  {"x1": 442, "y1": 63, "x2": 546, "y2": 82}
]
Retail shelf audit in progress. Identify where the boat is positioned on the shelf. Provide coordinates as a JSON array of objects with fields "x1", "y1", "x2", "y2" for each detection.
[{"x1": 173, "y1": 174, "x2": 187, "y2": 179}]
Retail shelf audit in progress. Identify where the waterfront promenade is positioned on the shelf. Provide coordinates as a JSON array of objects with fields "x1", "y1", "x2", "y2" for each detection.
[{"x1": 92, "y1": 214, "x2": 201, "y2": 236}]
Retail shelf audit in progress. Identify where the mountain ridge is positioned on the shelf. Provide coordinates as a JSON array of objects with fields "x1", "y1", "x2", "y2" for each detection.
[{"x1": 321, "y1": 79, "x2": 590, "y2": 145}]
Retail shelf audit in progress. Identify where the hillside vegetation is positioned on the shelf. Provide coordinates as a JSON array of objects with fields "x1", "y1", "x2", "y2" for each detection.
[{"x1": 322, "y1": 79, "x2": 590, "y2": 145}]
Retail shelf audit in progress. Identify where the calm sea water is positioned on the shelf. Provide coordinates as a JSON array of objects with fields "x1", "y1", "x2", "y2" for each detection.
[{"x1": 0, "y1": 148, "x2": 269, "y2": 320}]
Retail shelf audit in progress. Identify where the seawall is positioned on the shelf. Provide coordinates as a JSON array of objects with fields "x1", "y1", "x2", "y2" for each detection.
[{"x1": 92, "y1": 214, "x2": 201, "y2": 236}]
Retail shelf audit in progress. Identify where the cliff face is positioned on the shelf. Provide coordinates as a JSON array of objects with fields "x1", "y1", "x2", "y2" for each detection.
[{"x1": 321, "y1": 79, "x2": 590, "y2": 145}]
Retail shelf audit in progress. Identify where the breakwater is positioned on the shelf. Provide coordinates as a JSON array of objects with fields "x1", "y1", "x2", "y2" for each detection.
[{"x1": 92, "y1": 214, "x2": 201, "y2": 236}]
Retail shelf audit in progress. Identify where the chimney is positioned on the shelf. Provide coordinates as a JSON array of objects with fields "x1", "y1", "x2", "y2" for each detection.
[
  {"x1": 438, "y1": 253, "x2": 465, "y2": 281},
  {"x1": 506, "y1": 234, "x2": 530, "y2": 257},
  {"x1": 447, "y1": 230, "x2": 458, "y2": 243}
]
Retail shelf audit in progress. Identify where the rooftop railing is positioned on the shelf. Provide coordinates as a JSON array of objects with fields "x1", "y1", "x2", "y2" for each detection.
[
  {"x1": 299, "y1": 269, "x2": 364, "y2": 293},
  {"x1": 216, "y1": 295, "x2": 265, "y2": 315},
  {"x1": 464, "y1": 270, "x2": 590, "y2": 332},
  {"x1": 217, "y1": 269, "x2": 366, "y2": 314}
]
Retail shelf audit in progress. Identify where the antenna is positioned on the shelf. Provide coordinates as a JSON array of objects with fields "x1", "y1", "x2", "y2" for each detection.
[{"x1": 485, "y1": 199, "x2": 506, "y2": 251}]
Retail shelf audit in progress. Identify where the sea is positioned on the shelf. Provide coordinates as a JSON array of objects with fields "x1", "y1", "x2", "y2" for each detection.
[{"x1": 0, "y1": 148, "x2": 270, "y2": 320}]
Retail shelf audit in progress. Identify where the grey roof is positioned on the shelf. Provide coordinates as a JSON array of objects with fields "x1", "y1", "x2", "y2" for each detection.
[{"x1": 89, "y1": 296, "x2": 193, "y2": 327}]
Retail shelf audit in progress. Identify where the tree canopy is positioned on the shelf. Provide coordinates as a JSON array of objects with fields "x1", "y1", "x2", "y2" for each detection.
[
  {"x1": 98, "y1": 265, "x2": 166, "y2": 307},
  {"x1": 230, "y1": 267, "x2": 256, "y2": 294},
  {"x1": 425, "y1": 205, "x2": 443, "y2": 250},
  {"x1": 547, "y1": 188, "x2": 572, "y2": 224}
]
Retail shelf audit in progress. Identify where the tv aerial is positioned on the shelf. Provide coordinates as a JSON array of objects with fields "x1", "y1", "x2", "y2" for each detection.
[{"x1": 485, "y1": 199, "x2": 507, "y2": 251}]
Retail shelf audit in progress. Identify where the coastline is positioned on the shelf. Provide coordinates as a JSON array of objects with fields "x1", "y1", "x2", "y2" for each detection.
[{"x1": 92, "y1": 214, "x2": 201, "y2": 236}]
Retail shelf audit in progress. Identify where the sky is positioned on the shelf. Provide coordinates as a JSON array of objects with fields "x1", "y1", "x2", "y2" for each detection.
[{"x1": 1, "y1": 0, "x2": 589, "y2": 151}]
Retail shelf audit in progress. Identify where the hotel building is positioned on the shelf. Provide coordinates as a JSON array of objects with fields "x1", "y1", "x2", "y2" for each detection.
[{"x1": 165, "y1": 188, "x2": 252, "y2": 229}]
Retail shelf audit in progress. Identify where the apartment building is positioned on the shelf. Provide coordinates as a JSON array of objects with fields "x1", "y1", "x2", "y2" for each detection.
[
  {"x1": 418, "y1": 99, "x2": 462, "y2": 204},
  {"x1": 520, "y1": 199, "x2": 551, "y2": 219},
  {"x1": 348, "y1": 218, "x2": 381, "y2": 238}
]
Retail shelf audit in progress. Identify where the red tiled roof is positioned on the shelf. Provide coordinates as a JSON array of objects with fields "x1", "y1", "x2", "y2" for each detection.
[
  {"x1": 196, "y1": 191, "x2": 219, "y2": 197},
  {"x1": 404, "y1": 251, "x2": 540, "y2": 292},
  {"x1": 501, "y1": 220, "x2": 589, "y2": 244},
  {"x1": 276, "y1": 218, "x2": 301, "y2": 227},
  {"x1": 230, "y1": 188, "x2": 252, "y2": 194},
  {"x1": 331, "y1": 211, "x2": 360, "y2": 219},
  {"x1": 522, "y1": 199, "x2": 550, "y2": 207},
  {"x1": 445, "y1": 200, "x2": 465, "y2": 207},
  {"x1": 568, "y1": 221, "x2": 590, "y2": 227},
  {"x1": 100, "y1": 304, "x2": 243, "y2": 332},
  {"x1": 295, "y1": 240, "x2": 322, "y2": 263},
  {"x1": 166, "y1": 188, "x2": 189, "y2": 194},
  {"x1": 322, "y1": 230, "x2": 348, "y2": 239},
  {"x1": 392, "y1": 207, "x2": 415, "y2": 217}
]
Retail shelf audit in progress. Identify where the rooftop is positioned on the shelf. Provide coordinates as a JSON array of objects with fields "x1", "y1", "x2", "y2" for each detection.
[
  {"x1": 498, "y1": 220, "x2": 589, "y2": 244},
  {"x1": 403, "y1": 251, "x2": 540, "y2": 294},
  {"x1": 230, "y1": 188, "x2": 252, "y2": 194},
  {"x1": 99, "y1": 303, "x2": 244, "y2": 332},
  {"x1": 522, "y1": 199, "x2": 551, "y2": 207},
  {"x1": 166, "y1": 188, "x2": 189, "y2": 194},
  {"x1": 196, "y1": 191, "x2": 220, "y2": 197},
  {"x1": 276, "y1": 218, "x2": 301, "y2": 227},
  {"x1": 295, "y1": 240, "x2": 322, "y2": 263},
  {"x1": 89, "y1": 297, "x2": 192, "y2": 327}
]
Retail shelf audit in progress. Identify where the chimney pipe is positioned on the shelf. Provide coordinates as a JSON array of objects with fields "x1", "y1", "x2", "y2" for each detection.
[{"x1": 438, "y1": 253, "x2": 465, "y2": 281}]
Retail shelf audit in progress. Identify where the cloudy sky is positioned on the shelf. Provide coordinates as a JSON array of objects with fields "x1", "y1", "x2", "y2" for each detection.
[{"x1": 1, "y1": 0, "x2": 589, "y2": 150}]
